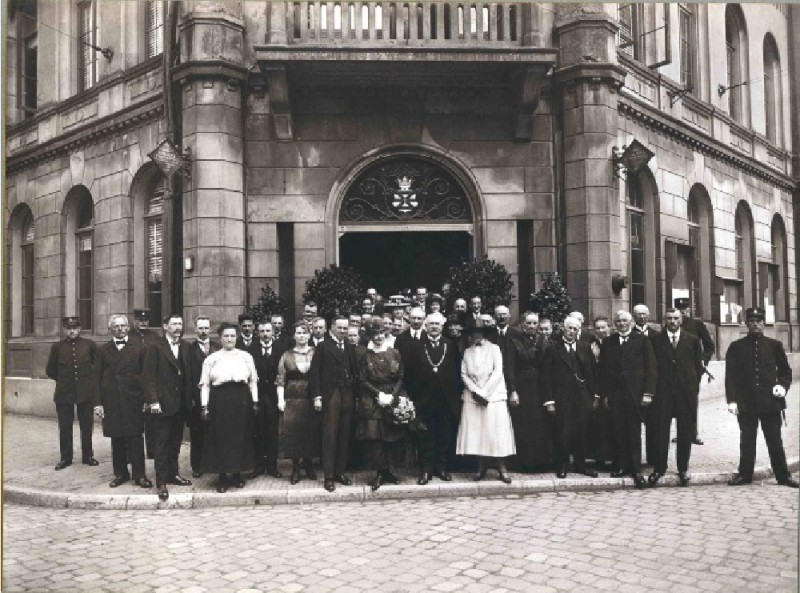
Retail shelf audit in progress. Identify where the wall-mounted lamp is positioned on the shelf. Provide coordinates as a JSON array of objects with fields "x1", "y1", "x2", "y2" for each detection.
[
  {"x1": 612, "y1": 274, "x2": 629, "y2": 295},
  {"x1": 718, "y1": 80, "x2": 748, "y2": 97},
  {"x1": 184, "y1": 256, "x2": 194, "y2": 272}
]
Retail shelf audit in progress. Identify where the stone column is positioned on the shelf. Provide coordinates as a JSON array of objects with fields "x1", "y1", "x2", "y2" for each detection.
[
  {"x1": 177, "y1": 2, "x2": 248, "y2": 324},
  {"x1": 553, "y1": 4, "x2": 626, "y2": 320}
]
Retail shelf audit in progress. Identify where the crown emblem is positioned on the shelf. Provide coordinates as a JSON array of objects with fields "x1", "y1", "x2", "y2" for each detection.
[{"x1": 397, "y1": 176, "x2": 413, "y2": 191}]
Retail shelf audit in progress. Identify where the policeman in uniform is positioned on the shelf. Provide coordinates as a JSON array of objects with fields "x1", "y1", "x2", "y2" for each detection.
[
  {"x1": 726, "y1": 307, "x2": 798, "y2": 488},
  {"x1": 130, "y1": 307, "x2": 159, "y2": 459},
  {"x1": 45, "y1": 316, "x2": 99, "y2": 470}
]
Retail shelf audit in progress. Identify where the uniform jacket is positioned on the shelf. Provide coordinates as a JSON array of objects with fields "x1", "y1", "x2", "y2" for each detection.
[
  {"x1": 46, "y1": 337, "x2": 98, "y2": 405},
  {"x1": 725, "y1": 334, "x2": 791, "y2": 415},
  {"x1": 652, "y1": 329, "x2": 703, "y2": 416},
  {"x1": 95, "y1": 338, "x2": 147, "y2": 437},
  {"x1": 184, "y1": 339, "x2": 221, "y2": 411},
  {"x1": 540, "y1": 339, "x2": 596, "y2": 417},
  {"x1": 250, "y1": 339, "x2": 286, "y2": 406},
  {"x1": 681, "y1": 317, "x2": 715, "y2": 365},
  {"x1": 405, "y1": 335, "x2": 462, "y2": 419},
  {"x1": 308, "y1": 336, "x2": 358, "y2": 403},
  {"x1": 142, "y1": 336, "x2": 188, "y2": 416},
  {"x1": 598, "y1": 331, "x2": 658, "y2": 409}
]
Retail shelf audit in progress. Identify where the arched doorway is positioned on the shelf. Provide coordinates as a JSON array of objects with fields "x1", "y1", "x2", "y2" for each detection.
[{"x1": 337, "y1": 154, "x2": 477, "y2": 295}]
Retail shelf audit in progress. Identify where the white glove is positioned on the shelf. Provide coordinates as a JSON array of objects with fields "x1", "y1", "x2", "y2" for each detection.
[
  {"x1": 277, "y1": 399, "x2": 286, "y2": 412},
  {"x1": 94, "y1": 406, "x2": 104, "y2": 419},
  {"x1": 773, "y1": 385, "x2": 787, "y2": 398},
  {"x1": 150, "y1": 402, "x2": 162, "y2": 414},
  {"x1": 728, "y1": 402, "x2": 738, "y2": 415},
  {"x1": 378, "y1": 392, "x2": 393, "y2": 407}
]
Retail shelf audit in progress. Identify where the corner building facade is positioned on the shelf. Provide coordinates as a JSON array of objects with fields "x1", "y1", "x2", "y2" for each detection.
[{"x1": 5, "y1": 2, "x2": 800, "y2": 395}]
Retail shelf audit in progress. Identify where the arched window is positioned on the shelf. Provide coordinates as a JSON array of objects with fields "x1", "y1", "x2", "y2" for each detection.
[
  {"x1": 687, "y1": 186, "x2": 715, "y2": 320},
  {"x1": 763, "y1": 34, "x2": 783, "y2": 146},
  {"x1": 725, "y1": 5, "x2": 749, "y2": 125},
  {"x1": 729, "y1": 201, "x2": 755, "y2": 324},
  {"x1": 63, "y1": 186, "x2": 94, "y2": 331},
  {"x1": 766, "y1": 215, "x2": 788, "y2": 322},
  {"x1": 145, "y1": 176, "x2": 164, "y2": 323},
  {"x1": 625, "y1": 171, "x2": 659, "y2": 314},
  {"x1": 131, "y1": 165, "x2": 167, "y2": 323},
  {"x1": 8, "y1": 204, "x2": 35, "y2": 336}
]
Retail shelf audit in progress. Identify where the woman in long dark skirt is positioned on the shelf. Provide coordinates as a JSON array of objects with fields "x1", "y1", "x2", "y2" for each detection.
[
  {"x1": 200, "y1": 323, "x2": 258, "y2": 493},
  {"x1": 276, "y1": 322, "x2": 320, "y2": 484}
]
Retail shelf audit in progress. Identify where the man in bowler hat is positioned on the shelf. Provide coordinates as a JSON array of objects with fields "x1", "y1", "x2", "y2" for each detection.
[{"x1": 46, "y1": 316, "x2": 99, "y2": 470}]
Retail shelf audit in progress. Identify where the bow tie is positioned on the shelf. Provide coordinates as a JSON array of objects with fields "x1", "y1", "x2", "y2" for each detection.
[
  {"x1": 429, "y1": 339, "x2": 440, "y2": 347},
  {"x1": 115, "y1": 339, "x2": 126, "y2": 345}
]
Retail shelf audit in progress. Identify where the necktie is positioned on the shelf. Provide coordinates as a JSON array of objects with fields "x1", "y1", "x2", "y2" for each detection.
[
  {"x1": 338, "y1": 341, "x2": 344, "y2": 351},
  {"x1": 199, "y1": 341, "x2": 208, "y2": 355},
  {"x1": 621, "y1": 336, "x2": 628, "y2": 344},
  {"x1": 671, "y1": 334, "x2": 678, "y2": 349}
]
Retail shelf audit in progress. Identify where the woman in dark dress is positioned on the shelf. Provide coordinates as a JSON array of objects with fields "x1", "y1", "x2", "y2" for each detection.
[
  {"x1": 508, "y1": 312, "x2": 553, "y2": 471},
  {"x1": 276, "y1": 322, "x2": 320, "y2": 484},
  {"x1": 356, "y1": 317, "x2": 406, "y2": 491},
  {"x1": 200, "y1": 323, "x2": 258, "y2": 493}
]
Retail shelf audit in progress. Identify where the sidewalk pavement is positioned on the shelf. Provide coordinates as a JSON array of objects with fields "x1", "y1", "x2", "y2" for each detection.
[{"x1": 4, "y1": 392, "x2": 798, "y2": 510}]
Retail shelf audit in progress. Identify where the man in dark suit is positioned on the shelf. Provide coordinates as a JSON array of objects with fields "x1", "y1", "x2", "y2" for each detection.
[
  {"x1": 236, "y1": 313, "x2": 256, "y2": 350},
  {"x1": 540, "y1": 315, "x2": 598, "y2": 478},
  {"x1": 270, "y1": 314, "x2": 292, "y2": 350},
  {"x1": 674, "y1": 297, "x2": 715, "y2": 446},
  {"x1": 567, "y1": 311, "x2": 595, "y2": 345},
  {"x1": 632, "y1": 303, "x2": 660, "y2": 466},
  {"x1": 46, "y1": 316, "x2": 99, "y2": 470},
  {"x1": 184, "y1": 315, "x2": 219, "y2": 478},
  {"x1": 143, "y1": 313, "x2": 191, "y2": 501},
  {"x1": 130, "y1": 308, "x2": 160, "y2": 459},
  {"x1": 726, "y1": 307, "x2": 797, "y2": 488},
  {"x1": 599, "y1": 310, "x2": 657, "y2": 488},
  {"x1": 489, "y1": 305, "x2": 523, "y2": 394},
  {"x1": 465, "y1": 296, "x2": 483, "y2": 328},
  {"x1": 250, "y1": 320, "x2": 286, "y2": 479},
  {"x1": 94, "y1": 314, "x2": 152, "y2": 489},
  {"x1": 309, "y1": 315, "x2": 358, "y2": 492},
  {"x1": 310, "y1": 317, "x2": 327, "y2": 348},
  {"x1": 394, "y1": 306, "x2": 427, "y2": 362},
  {"x1": 405, "y1": 312, "x2": 462, "y2": 485},
  {"x1": 649, "y1": 308, "x2": 703, "y2": 487}
]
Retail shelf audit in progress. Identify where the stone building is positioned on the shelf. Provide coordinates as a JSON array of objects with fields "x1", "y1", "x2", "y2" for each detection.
[{"x1": 5, "y1": 1, "x2": 800, "y2": 405}]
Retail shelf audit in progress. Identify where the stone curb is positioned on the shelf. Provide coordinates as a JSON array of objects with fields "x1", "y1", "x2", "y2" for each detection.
[{"x1": 5, "y1": 458, "x2": 798, "y2": 510}]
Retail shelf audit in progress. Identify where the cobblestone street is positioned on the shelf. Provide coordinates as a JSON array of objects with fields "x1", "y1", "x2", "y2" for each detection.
[{"x1": 4, "y1": 485, "x2": 798, "y2": 593}]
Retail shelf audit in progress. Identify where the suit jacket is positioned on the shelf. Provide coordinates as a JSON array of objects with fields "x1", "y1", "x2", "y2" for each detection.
[
  {"x1": 311, "y1": 335, "x2": 327, "y2": 349},
  {"x1": 95, "y1": 339, "x2": 147, "y2": 437},
  {"x1": 184, "y1": 339, "x2": 221, "y2": 411},
  {"x1": 540, "y1": 339, "x2": 596, "y2": 418},
  {"x1": 598, "y1": 332, "x2": 658, "y2": 410},
  {"x1": 130, "y1": 329, "x2": 160, "y2": 347},
  {"x1": 405, "y1": 335, "x2": 462, "y2": 419},
  {"x1": 652, "y1": 330, "x2": 703, "y2": 416},
  {"x1": 235, "y1": 335, "x2": 256, "y2": 351},
  {"x1": 308, "y1": 337, "x2": 358, "y2": 403},
  {"x1": 46, "y1": 337, "x2": 98, "y2": 405},
  {"x1": 142, "y1": 336, "x2": 188, "y2": 416},
  {"x1": 394, "y1": 328, "x2": 427, "y2": 363},
  {"x1": 250, "y1": 340, "x2": 286, "y2": 406},
  {"x1": 725, "y1": 334, "x2": 791, "y2": 415},
  {"x1": 487, "y1": 325, "x2": 523, "y2": 390},
  {"x1": 681, "y1": 317, "x2": 715, "y2": 365}
]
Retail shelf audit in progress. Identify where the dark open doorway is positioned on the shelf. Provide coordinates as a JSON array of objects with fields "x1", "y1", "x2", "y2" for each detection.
[{"x1": 339, "y1": 231, "x2": 472, "y2": 296}]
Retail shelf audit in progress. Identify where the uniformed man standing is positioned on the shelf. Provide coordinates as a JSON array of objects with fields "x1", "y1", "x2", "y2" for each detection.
[
  {"x1": 726, "y1": 307, "x2": 798, "y2": 488},
  {"x1": 45, "y1": 316, "x2": 99, "y2": 470},
  {"x1": 130, "y1": 307, "x2": 160, "y2": 459}
]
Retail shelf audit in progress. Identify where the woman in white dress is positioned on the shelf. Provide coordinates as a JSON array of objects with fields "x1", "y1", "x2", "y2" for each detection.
[{"x1": 456, "y1": 320, "x2": 516, "y2": 483}]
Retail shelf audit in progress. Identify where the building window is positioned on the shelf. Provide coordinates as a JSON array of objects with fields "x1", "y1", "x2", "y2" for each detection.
[
  {"x1": 78, "y1": 0, "x2": 97, "y2": 92},
  {"x1": 767, "y1": 216, "x2": 788, "y2": 322},
  {"x1": 618, "y1": 3, "x2": 644, "y2": 61},
  {"x1": 145, "y1": 177, "x2": 164, "y2": 323},
  {"x1": 627, "y1": 176, "x2": 646, "y2": 307},
  {"x1": 686, "y1": 186, "x2": 715, "y2": 321},
  {"x1": 145, "y1": 1, "x2": 164, "y2": 58},
  {"x1": 75, "y1": 197, "x2": 93, "y2": 330},
  {"x1": 727, "y1": 202, "x2": 755, "y2": 324},
  {"x1": 21, "y1": 213, "x2": 35, "y2": 335},
  {"x1": 725, "y1": 5, "x2": 748, "y2": 125},
  {"x1": 678, "y1": 4, "x2": 696, "y2": 91},
  {"x1": 763, "y1": 34, "x2": 783, "y2": 146}
]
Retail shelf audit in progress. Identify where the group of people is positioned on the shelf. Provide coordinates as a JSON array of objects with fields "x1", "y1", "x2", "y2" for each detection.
[{"x1": 46, "y1": 288, "x2": 797, "y2": 498}]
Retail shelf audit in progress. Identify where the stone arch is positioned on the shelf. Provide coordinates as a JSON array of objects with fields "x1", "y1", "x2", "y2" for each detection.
[
  {"x1": 687, "y1": 183, "x2": 716, "y2": 320},
  {"x1": 7, "y1": 203, "x2": 35, "y2": 337},
  {"x1": 625, "y1": 165, "x2": 662, "y2": 317},
  {"x1": 61, "y1": 185, "x2": 95, "y2": 328}
]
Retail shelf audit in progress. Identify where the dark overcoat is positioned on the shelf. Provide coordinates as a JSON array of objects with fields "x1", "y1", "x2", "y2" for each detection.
[
  {"x1": 404, "y1": 335, "x2": 462, "y2": 420},
  {"x1": 598, "y1": 332, "x2": 658, "y2": 416},
  {"x1": 46, "y1": 337, "x2": 98, "y2": 405},
  {"x1": 652, "y1": 330, "x2": 703, "y2": 416},
  {"x1": 540, "y1": 339, "x2": 596, "y2": 418},
  {"x1": 308, "y1": 337, "x2": 358, "y2": 403},
  {"x1": 95, "y1": 339, "x2": 147, "y2": 437},
  {"x1": 142, "y1": 336, "x2": 188, "y2": 416}
]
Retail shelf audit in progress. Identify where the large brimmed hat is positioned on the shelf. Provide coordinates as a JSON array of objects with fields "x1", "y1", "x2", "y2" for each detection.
[
  {"x1": 383, "y1": 295, "x2": 411, "y2": 310},
  {"x1": 463, "y1": 315, "x2": 496, "y2": 335},
  {"x1": 363, "y1": 316, "x2": 385, "y2": 338}
]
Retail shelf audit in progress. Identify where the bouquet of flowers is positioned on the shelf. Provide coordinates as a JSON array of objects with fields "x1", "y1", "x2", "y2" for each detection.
[{"x1": 391, "y1": 396, "x2": 416, "y2": 425}]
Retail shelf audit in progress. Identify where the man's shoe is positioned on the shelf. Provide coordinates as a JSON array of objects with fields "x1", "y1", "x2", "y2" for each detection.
[
  {"x1": 370, "y1": 473, "x2": 383, "y2": 492},
  {"x1": 580, "y1": 469, "x2": 598, "y2": 478},
  {"x1": 336, "y1": 474, "x2": 353, "y2": 486},
  {"x1": 268, "y1": 467, "x2": 283, "y2": 479},
  {"x1": 777, "y1": 477, "x2": 800, "y2": 488},
  {"x1": 54, "y1": 460, "x2": 72, "y2": 471},
  {"x1": 648, "y1": 472, "x2": 663, "y2": 486},
  {"x1": 381, "y1": 470, "x2": 401, "y2": 485},
  {"x1": 170, "y1": 475, "x2": 192, "y2": 486},
  {"x1": 556, "y1": 468, "x2": 567, "y2": 479},
  {"x1": 633, "y1": 474, "x2": 647, "y2": 489},
  {"x1": 324, "y1": 479, "x2": 336, "y2": 492},
  {"x1": 135, "y1": 477, "x2": 153, "y2": 488},
  {"x1": 434, "y1": 471, "x2": 452, "y2": 482},
  {"x1": 290, "y1": 466, "x2": 301, "y2": 485},
  {"x1": 728, "y1": 474, "x2": 752, "y2": 486},
  {"x1": 82, "y1": 457, "x2": 99, "y2": 466},
  {"x1": 249, "y1": 466, "x2": 266, "y2": 479},
  {"x1": 158, "y1": 485, "x2": 169, "y2": 501},
  {"x1": 418, "y1": 472, "x2": 431, "y2": 485},
  {"x1": 192, "y1": 471, "x2": 202, "y2": 479},
  {"x1": 232, "y1": 474, "x2": 245, "y2": 488},
  {"x1": 678, "y1": 472, "x2": 691, "y2": 487},
  {"x1": 109, "y1": 476, "x2": 129, "y2": 488},
  {"x1": 692, "y1": 437, "x2": 704, "y2": 446}
]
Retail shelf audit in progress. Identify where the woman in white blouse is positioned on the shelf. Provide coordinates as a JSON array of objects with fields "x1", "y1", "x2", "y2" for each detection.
[
  {"x1": 199, "y1": 323, "x2": 259, "y2": 493},
  {"x1": 456, "y1": 320, "x2": 516, "y2": 483}
]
